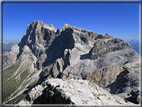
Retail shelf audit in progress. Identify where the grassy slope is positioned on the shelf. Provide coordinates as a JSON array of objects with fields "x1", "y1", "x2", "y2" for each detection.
[
  {"x1": 3, "y1": 55, "x2": 7, "y2": 63},
  {"x1": 2, "y1": 58, "x2": 38, "y2": 104},
  {"x1": 3, "y1": 59, "x2": 21, "y2": 103}
]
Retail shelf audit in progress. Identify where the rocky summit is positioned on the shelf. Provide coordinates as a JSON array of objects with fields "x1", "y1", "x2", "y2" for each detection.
[
  {"x1": 2, "y1": 20, "x2": 140, "y2": 106},
  {"x1": 17, "y1": 78, "x2": 136, "y2": 106}
]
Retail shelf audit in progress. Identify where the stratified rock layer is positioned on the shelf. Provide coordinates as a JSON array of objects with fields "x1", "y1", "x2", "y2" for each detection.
[
  {"x1": 3, "y1": 20, "x2": 140, "y2": 105},
  {"x1": 89, "y1": 38, "x2": 132, "y2": 60}
]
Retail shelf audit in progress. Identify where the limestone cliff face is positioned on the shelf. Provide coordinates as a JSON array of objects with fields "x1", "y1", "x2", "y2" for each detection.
[
  {"x1": 3, "y1": 20, "x2": 140, "y2": 105},
  {"x1": 89, "y1": 38, "x2": 132, "y2": 60},
  {"x1": 17, "y1": 78, "x2": 136, "y2": 106},
  {"x1": 85, "y1": 65, "x2": 126, "y2": 87}
]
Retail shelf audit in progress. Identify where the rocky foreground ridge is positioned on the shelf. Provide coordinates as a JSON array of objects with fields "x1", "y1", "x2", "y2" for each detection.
[
  {"x1": 17, "y1": 78, "x2": 136, "y2": 106},
  {"x1": 2, "y1": 21, "x2": 140, "y2": 105}
]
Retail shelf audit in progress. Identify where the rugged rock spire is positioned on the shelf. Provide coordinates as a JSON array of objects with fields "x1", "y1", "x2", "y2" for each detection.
[{"x1": 2, "y1": 20, "x2": 140, "y2": 105}]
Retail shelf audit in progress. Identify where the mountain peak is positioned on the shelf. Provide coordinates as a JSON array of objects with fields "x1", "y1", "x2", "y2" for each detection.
[
  {"x1": 105, "y1": 33, "x2": 113, "y2": 38},
  {"x1": 3, "y1": 21, "x2": 140, "y2": 105},
  {"x1": 61, "y1": 23, "x2": 71, "y2": 31},
  {"x1": 43, "y1": 23, "x2": 56, "y2": 31},
  {"x1": 32, "y1": 20, "x2": 43, "y2": 24},
  {"x1": 127, "y1": 39, "x2": 139, "y2": 54},
  {"x1": 27, "y1": 20, "x2": 43, "y2": 27},
  {"x1": 129, "y1": 39, "x2": 139, "y2": 44}
]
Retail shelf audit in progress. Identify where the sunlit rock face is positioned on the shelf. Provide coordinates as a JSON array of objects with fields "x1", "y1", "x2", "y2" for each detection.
[
  {"x1": 17, "y1": 78, "x2": 136, "y2": 106},
  {"x1": 3, "y1": 20, "x2": 139, "y2": 105}
]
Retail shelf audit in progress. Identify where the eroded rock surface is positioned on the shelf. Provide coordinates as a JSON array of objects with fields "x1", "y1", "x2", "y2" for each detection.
[
  {"x1": 3, "y1": 45, "x2": 19, "y2": 69},
  {"x1": 3, "y1": 20, "x2": 140, "y2": 105},
  {"x1": 85, "y1": 65, "x2": 126, "y2": 87},
  {"x1": 89, "y1": 38, "x2": 132, "y2": 60},
  {"x1": 17, "y1": 78, "x2": 136, "y2": 106}
]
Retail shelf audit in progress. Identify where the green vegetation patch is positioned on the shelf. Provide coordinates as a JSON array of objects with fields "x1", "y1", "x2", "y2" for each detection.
[
  {"x1": 3, "y1": 55, "x2": 8, "y2": 63},
  {"x1": 2, "y1": 59, "x2": 33, "y2": 104},
  {"x1": 6, "y1": 94, "x2": 27, "y2": 104},
  {"x1": 3, "y1": 59, "x2": 21, "y2": 81}
]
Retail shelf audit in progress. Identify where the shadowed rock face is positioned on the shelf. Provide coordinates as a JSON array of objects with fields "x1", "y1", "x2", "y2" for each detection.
[{"x1": 3, "y1": 20, "x2": 140, "y2": 105}]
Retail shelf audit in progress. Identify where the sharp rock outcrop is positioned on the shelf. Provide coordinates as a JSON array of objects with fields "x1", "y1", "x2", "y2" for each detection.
[
  {"x1": 17, "y1": 78, "x2": 136, "y2": 106},
  {"x1": 2, "y1": 20, "x2": 140, "y2": 105}
]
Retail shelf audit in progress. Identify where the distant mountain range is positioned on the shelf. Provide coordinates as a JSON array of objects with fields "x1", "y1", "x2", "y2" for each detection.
[
  {"x1": 3, "y1": 42, "x2": 18, "y2": 52},
  {"x1": 127, "y1": 39, "x2": 139, "y2": 54}
]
